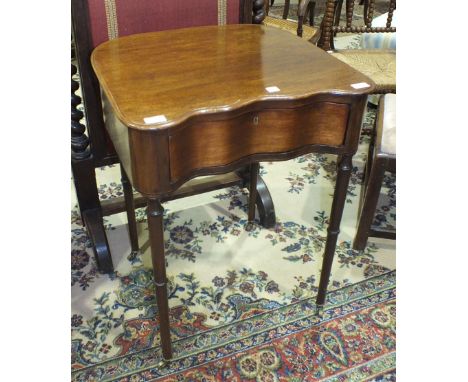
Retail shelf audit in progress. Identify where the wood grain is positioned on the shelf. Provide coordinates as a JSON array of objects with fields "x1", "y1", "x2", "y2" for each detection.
[
  {"x1": 94, "y1": 24, "x2": 371, "y2": 198},
  {"x1": 169, "y1": 101, "x2": 349, "y2": 180},
  {"x1": 91, "y1": 24, "x2": 374, "y2": 131}
]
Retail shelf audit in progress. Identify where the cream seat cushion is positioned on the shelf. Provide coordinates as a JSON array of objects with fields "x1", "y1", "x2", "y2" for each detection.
[
  {"x1": 381, "y1": 94, "x2": 396, "y2": 155},
  {"x1": 361, "y1": 10, "x2": 397, "y2": 50}
]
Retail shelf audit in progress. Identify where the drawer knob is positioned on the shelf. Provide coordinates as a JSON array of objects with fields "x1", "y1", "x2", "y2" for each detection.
[{"x1": 253, "y1": 115, "x2": 259, "y2": 125}]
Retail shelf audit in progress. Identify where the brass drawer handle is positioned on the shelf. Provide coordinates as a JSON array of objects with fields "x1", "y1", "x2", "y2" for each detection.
[{"x1": 253, "y1": 115, "x2": 259, "y2": 125}]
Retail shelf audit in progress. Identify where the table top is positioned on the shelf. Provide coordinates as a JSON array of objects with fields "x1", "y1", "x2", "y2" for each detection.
[{"x1": 91, "y1": 24, "x2": 374, "y2": 131}]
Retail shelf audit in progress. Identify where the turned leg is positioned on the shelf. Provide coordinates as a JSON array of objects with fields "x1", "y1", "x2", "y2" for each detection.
[
  {"x1": 316, "y1": 154, "x2": 353, "y2": 310},
  {"x1": 248, "y1": 163, "x2": 260, "y2": 222},
  {"x1": 120, "y1": 164, "x2": 139, "y2": 257},
  {"x1": 253, "y1": 0, "x2": 266, "y2": 24},
  {"x1": 147, "y1": 199, "x2": 172, "y2": 361},
  {"x1": 353, "y1": 157, "x2": 385, "y2": 251}
]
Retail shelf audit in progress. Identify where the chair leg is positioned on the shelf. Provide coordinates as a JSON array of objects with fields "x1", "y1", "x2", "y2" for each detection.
[
  {"x1": 72, "y1": 157, "x2": 114, "y2": 273},
  {"x1": 254, "y1": 174, "x2": 276, "y2": 228},
  {"x1": 360, "y1": 119, "x2": 377, "y2": 204},
  {"x1": 334, "y1": 0, "x2": 343, "y2": 27},
  {"x1": 82, "y1": 208, "x2": 114, "y2": 273},
  {"x1": 363, "y1": 0, "x2": 369, "y2": 25},
  {"x1": 309, "y1": 1, "x2": 316, "y2": 26},
  {"x1": 316, "y1": 154, "x2": 353, "y2": 311},
  {"x1": 236, "y1": 167, "x2": 276, "y2": 228},
  {"x1": 121, "y1": 164, "x2": 139, "y2": 257},
  {"x1": 353, "y1": 158, "x2": 386, "y2": 251},
  {"x1": 283, "y1": 0, "x2": 290, "y2": 19},
  {"x1": 147, "y1": 199, "x2": 173, "y2": 361},
  {"x1": 248, "y1": 163, "x2": 260, "y2": 223}
]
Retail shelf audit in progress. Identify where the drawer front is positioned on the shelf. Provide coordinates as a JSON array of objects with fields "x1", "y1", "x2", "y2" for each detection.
[{"x1": 169, "y1": 102, "x2": 349, "y2": 182}]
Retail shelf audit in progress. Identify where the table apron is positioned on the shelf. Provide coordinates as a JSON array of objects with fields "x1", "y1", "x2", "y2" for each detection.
[
  {"x1": 169, "y1": 101, "x2": 349, "y2": 179},
  {"x1": 106, "y1": 96, "x2": 367, "y2": 198}
]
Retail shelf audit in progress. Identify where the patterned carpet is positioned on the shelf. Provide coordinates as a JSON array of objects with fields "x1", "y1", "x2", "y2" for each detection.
[{"x1": 71, "y1": 101, "x2": 396, "y2": 381}]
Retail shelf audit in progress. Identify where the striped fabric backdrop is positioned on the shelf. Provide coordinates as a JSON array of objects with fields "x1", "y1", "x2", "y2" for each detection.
[{"x1": 87, "y1": 0, "x2": 241, "y2": 48}]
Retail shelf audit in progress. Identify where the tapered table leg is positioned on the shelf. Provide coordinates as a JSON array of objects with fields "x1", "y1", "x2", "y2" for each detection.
[
  {"x1": 316, "y1": 154, "x2": 353, "y2": 311},
  {"x1": 121, "y1": 164, "x2": 139, "y2": 257},
  {"x1": 147, "y1": 199, "x2": 172, "y2": 361}
]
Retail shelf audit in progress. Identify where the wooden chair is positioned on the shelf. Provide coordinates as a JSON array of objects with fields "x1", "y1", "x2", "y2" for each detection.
[
  {"x1": 264, "y1": 0, "x2": 320, "y2": 43},
  {"x1": 266, "y1": 1, "x2": 344, "y2": 27},
  {"x1": 272, "y1": 0, "x2": 314, "y2": 24},
  {"x1": 71, "y1": 0, "x2": 275, "y2": 274},
  {"x1": 314, "y1": 0, "x2": 396, "y2": 94},
  {"x1": 353, "y1": 93, "x2": 396, "y2": 250}
]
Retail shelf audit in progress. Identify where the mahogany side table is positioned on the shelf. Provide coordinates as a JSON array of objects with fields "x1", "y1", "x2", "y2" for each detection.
[{"x1": 92, "y1": 24, "x2": 375, "y2": 362}]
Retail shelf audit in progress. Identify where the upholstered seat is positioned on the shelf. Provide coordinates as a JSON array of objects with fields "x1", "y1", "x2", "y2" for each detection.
[
  {"x1": 381, "y1": 93, "x2": 396, "y2": 155},
  {"x1": 330, "y1": 50, "x2": 396, "y2": 93},
  {"x1": 362, "y1": 11, "x2": 397, "y2": 50},
  {"x1": 264, "y1": 15, "x2": 319, "y2": 43}
]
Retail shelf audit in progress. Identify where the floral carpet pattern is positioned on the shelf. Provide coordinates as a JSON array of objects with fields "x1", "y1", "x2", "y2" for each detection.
[{"x1": 71, "y1": 102, "x2": 396, "y2": 381}]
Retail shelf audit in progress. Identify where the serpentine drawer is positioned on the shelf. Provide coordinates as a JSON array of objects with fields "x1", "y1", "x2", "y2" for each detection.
[{"x1": 169, "y1": 101, "x2": 350, "y2": 181}]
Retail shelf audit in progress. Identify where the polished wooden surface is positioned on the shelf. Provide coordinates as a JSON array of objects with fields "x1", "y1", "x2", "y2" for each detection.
[
  {"x1": 92, "y1": 24, "x2": 373, "y2": 130},
  {"x1": 168, "y1": 101, "x2": 349, "y2": 180},
  {"x1": 93, "y1": 25, "x2": 374, "y2": 197}
]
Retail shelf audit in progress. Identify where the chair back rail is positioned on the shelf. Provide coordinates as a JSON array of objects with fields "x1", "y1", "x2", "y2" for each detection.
[
  {"x1": 316, "y1": 0, "x2": 396, "y2": 51},
  {"x1": 71, "y1": 0, "x2": 263, "y2": 165},
  {"x1": 87, "y1": 0, "x2": 241, "y2": 48}
]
